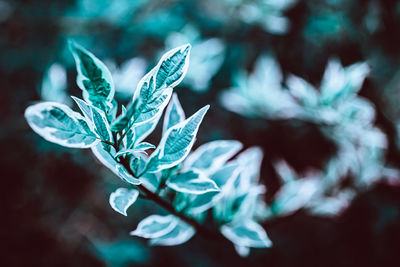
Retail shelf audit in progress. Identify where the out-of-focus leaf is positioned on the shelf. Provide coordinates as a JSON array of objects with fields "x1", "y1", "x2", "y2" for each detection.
[
  {"x1": 221, "y1": 220, "x2": 272, "y2": 248},
  {"x1": 109, "y1": 188, "x2": 139, "y2": 216},
  {"x1": 130, "y1": 215, "x2": 178, "y2": 239},
  {"x1": 167, "y1": 169, "x2": 220, "y2": 194}
]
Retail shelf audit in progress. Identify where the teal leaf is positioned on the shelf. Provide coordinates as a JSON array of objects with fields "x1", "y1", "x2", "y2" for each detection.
[
  {"x1": 149, "y1": 219, "x2": 195, "y2": 246},
  {"x1": 146, "y1": 105, "x2": 209, "y2": 172},
  {"x1": 135, "y1": 142, "x2": 155, "y2": 152},
  {"x1": 71, "y1": 96, "x2": 93, "y2": 124},
  {"x1": 69, "y1": 41, "x2": 114, "y2": 111},
  {"x1": 140, "y1": 172, "x2": 161, "y2": 192},
  {"x1": 25, "y1": 102, "x2": 99, "y2": 148},
  {"x1": 186, "y1": 191, "x2": 220, "y2": 213},
  {"x1": 115, "y1": 149, "x2": 144, "y2": 158},
  {"x1": 115, "y1": 143, "x2": 154, "y2": 158},
  {"x1": 221, "y1": 220, "x2": 272, "y2": 248},
  {"x1": 72, "y1": 96, "x2": 112, "y2": 142},
  {"x1": 183, "y1": 140, "x2": 242, "y2": 175},
  {"x1": 109, "y1": 187, "x2": 139, "y2": 216},
  {"x1": 163, "y1": 93, "x2": 185, "y2": 134},
  {"x1": 133, "y1": 111, "x2": 162, "y2": 145},
  {"x1": 271, "y1": 178, "x2": 319, "y2": 216},
  {"x1": 91, "y1": 142, "x2": 118, "y2": 175},
  {"x1": 234, "y1": 245, "x2": 250, "y2": 258},
  {"x1": 320, "y1": 59, "x2": 369, "y2": 104},
  {"x1": 286, "y1": 74, "x2": 318, "y2": 107},
  {"x1": 133, "y1": 74, "x2": 173, "y2": 125},
  {"x1": 167, "y1": 169, "x2": 220, "y2": 194},
  {"x1": 130, "y1": 215, "x2": 178, "y2": 239},
  {"x1": 116, "y1": 164, "x2": 142, "y2": 185},
  {"x1": 154, "y1": 44, "x2": 191, "y2": 89},
  {"x1": 91, "y1": 105, "x2": 112, "y2": 142},
  {"x1": 110, "y1": 101, "x2": 135, "y2": 132},
  {"x1": 41, "y1": 63, "x2": 69, "y2": 104},
  {"x1": 210, "y1": 161, "x2": 242, "y2": 189}
]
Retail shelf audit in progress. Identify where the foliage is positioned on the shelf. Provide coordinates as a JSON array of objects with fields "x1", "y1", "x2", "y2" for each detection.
[{"x1": 25, "y1": 42, "x2": 271, "y2": 257}]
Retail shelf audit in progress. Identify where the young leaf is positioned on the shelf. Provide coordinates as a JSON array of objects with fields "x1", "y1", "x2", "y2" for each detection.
[
  {"x1": 133, "y1": 75, "x2": 173, "y2": 126},
  {"x1": 135, "y1": 142, "x2": 155, "y2": 152},
  {"x1": 130, "y1": 215, "x2": 178, "y2": 239},
  {"x1": 149, "y1": 219, "x2": 195, "y2": 246},
  {"x1": 91, "y1": 142, "x2": 119, "y2": 175},
  {"x1": 163, "y1": 93, "x2": 185, "y2": 134},
  {"x1": 166, "y1": 169, "x2": 220, "y2": 194},
  {"x1": 25, "y1": 102, "x2": 99, "y2": 148},
  {"x1": 146, "y1": 105, "x2": 210, "y2": 172},
  {"x1": 110, "y1": 101, "x2": 135, "y2": 132},
  {"x1": 109, "y1": 188, "x2": 139, "y2": 216},
  {"x1": 221, "y1": 220, "x2": 272, "y2": 248},
  {"x1": 91, "y1": 105, "x2": 112, "y2": 142},
  {"x1": 116, "y1": 164, "x2": 142, "y2": 185},
  {"x1": 154, "y1": 44, "x2": 191, "y2": 89},
  {"x1": 234, "y1": 244, "x2": 250, "y2": 258},
  {"x1": 133, "y1": 111, "x2": 162, "y2": 145},
  {"x1": 69, "y1": 41, "x2": 115, "y2": 112},
  {"x1": 183, "y1": 140, "x2": 243, "y2": 175}
]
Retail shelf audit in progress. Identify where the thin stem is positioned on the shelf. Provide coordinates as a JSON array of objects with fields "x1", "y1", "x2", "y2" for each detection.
[{"x1": 118, "y1": 158, "x2": 222, "y2": 239}]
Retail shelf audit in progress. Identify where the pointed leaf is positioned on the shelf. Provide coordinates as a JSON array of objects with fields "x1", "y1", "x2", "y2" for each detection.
[
  {"x1": 183, "y1": 140, "x2": 242, "y2": 175},
  {"x1": 25, "y1": 102, "x2": 99, "y2": 148},
  {"x1": 167, "y1": 169, "x2": 220, "y2": 194},
  {"x1": 91, "y1": 105, "x2": 112, "y2": 142},
  {"x1": 109, "y1": 188, "x2": 139, "y2": 216},
  {"x1": 116, "y1": 164, "x2": 142, "y2": 185},
  {"x1": 146, "y1": 105, "x2": 209, "y2": 172},
  {"x1": 221, "y1": 220, "x2": 272, "y2": 248},
  {"x1": 70, "y1": 41, "x2": 114, "y2": 111},
  {"x1": 149, "y1": 219, "x2": 195, "y2": 246},
  {"x1": 154, "y1": 44, "x2": 191, "y2": 89},
  {"x1": 130, "y1": 215, "x2": 178, "y2": 239},
  {"x1": 163, "y1": 93, "x2": 185, "y2": 134}
]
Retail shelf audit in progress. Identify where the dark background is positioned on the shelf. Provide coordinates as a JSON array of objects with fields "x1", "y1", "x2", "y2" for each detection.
[{"x1": 2, "y1": 0, "x2": 400, "y2": 266}]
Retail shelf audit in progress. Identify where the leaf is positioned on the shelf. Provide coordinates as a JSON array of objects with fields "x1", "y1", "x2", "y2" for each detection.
[
  {"x1": 91, "y1": 105, "x2": 112, "y2": 142},
  {"x1": 154, "y1": 44, "x2": 191, "y2": 89},
  {"x1": 221, "y1": 220, "x2": 272, "y2": 248},
  {"x1": 320, "y1": 59, "x2": 369, "y2": 104},
  {"x1": 167, "y1": 169, "x2": 220, "y2": 194},
  {"x1": 116, "y1": 164, "x2": 142, "y2": 185},
  {"x1": 133, "y1": 111, "x2": 162, "y2": 145},
  {"x1": 133, "y1": 75, "x2": 173, "y2": 125},
  {"x1": 163, "y1": 93, "x2": 185, "y2": 134},
  {"x1": 234, "y1": 245, "x2": 250, "y2": 258},
  {"x1": 286, "y1": 74, "x2": 318, "y2": 107},
  {"x1": 149, "y1": 219, "x2": 195, "y2": 246},
  {"x1": 25, "y1": 102, "x2": 99, "y2": 148},
  {"x1": 109, "y1": 188, "x2": 139, "y2": 216},
  {"x1": 183, "y1": 140, "x2": 242, "y2": 175},
  {"x1": 110, "y1": 100, "x2": 136, "y2": 132},
  {"x1": 69, "y1": 41, "x2": 115, "y2": 111},
  {"x1": 130, "y1": 215, "x2": 178, "y2": 239},
  {"x1": 146, "y1": 105, "x2": 209, "y2": 172},
  {"x1": 115, "y1": 143, "x2": 154, "y2": 158},
  {"x1": 41, "y1": 63, "x2": 69, "y2": 104},
  {"x1": 135, "y1": 142, "x2": 155, "y2": 151},
  {"x1": 91, "y1": 142, "x2": 119, "y2": 175},
  {"x1": 186, "y1": 191, "x2": 220, "y2": 213},
  {"x1": 72, "y1": 96, "x2": 112, "y2": 142},
  {"x1": 271, "y1": 178, "x2": 319, "y2": 216}
]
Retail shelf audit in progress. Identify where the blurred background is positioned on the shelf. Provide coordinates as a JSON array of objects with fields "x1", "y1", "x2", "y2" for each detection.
[{"x1": 2, "y1": 0, "x2": 400, "y2": 266}]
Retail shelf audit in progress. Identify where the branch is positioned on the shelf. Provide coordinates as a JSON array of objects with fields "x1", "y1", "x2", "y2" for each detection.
[{"x1": 118, "y1": 158, "x2": 223, "y2": 240}]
